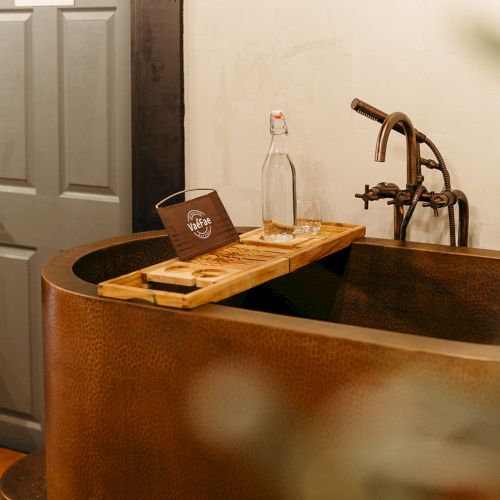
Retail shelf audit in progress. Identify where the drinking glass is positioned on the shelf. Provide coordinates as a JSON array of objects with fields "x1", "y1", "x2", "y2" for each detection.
[{"x1": 295, "y1": 198, "x2": 321, "y2": 235}]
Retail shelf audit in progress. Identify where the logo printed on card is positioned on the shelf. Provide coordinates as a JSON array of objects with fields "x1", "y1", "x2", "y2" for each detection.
[{"x1": 186, "y1": 210, "x2": 212, "y2": 239}]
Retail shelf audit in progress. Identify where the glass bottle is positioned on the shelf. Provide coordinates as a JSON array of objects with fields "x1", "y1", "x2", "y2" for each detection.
[{"x1": 261, "y1": 110, "x2": 297, "y2": 241}]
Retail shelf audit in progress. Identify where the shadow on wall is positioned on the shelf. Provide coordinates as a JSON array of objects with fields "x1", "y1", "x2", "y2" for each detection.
[{"x1": 460, "y1": 15, "x2": 500, "y2": 69}]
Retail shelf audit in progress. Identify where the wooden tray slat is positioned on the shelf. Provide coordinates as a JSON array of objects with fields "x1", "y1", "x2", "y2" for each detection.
[
  {"x1": 98, "y1": 223, "x2": 365, "y2": 309},
  {"x1": 287, "y1": 222, "x2": 366, "y2": 272}
]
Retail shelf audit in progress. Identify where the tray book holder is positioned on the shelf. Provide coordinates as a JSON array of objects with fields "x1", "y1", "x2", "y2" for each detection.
[{"x1": 156, "y1": 189, "x2": 240, "y2": 261}]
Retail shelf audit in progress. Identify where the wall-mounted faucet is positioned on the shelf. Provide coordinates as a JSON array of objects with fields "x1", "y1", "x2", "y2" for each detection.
[{"x1": 352, "y1": 98, "x2": 469, "y2": 247}]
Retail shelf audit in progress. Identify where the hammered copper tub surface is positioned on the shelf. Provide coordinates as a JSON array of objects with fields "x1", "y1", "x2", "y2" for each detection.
[{"x1": 42, "y1": 231, "x2": 500, "y2": 499}]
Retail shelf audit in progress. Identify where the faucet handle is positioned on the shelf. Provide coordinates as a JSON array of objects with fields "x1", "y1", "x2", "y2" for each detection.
[
  {"x1": 387, "y1": 190, "x2": 411, "y2": 207},
  {"x1": 355, "y1": 184, "x2": 375, "y2": 210},
  {"x1": 423, "y1": 191, "x2": 445, "y2": 217}
]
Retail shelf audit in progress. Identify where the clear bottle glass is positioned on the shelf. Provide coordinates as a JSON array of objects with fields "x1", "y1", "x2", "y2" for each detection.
[{"x1": 262, "y1": 110, "x2": 297, "y2": 241}]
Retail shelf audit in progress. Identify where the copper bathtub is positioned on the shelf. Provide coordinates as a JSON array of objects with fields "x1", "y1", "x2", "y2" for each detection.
[{"x1": 42, "y1": 231, "x2": 500, "y2": 499}]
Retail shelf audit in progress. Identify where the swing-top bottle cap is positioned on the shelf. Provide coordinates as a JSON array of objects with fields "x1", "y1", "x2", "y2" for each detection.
[{"x1": 269, "y1": 110, "x2": 288, "y2": 135}]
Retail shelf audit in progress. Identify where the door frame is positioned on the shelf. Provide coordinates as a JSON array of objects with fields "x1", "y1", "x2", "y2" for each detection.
[{"x1": 131, "y1": 0, "x2": 185, "y2": 232}]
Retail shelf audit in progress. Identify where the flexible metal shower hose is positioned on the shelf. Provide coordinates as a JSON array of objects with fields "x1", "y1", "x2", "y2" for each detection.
[
  {"x1": 401, "y1": 185, "x2": 425, "y2": 242},
  {"x1": 424, "y1": 137, "x2": 456, "y2": 247}
]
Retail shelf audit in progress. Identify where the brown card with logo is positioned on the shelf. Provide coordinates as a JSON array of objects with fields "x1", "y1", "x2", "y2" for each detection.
[{"x1": 156, "y1": 189, "x2": 240, "y2": 261}]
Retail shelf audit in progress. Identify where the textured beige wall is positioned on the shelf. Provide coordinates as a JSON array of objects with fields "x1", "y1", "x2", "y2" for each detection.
[{"x1": 184, "y1": 0, "x2": 500, "y2": 250}]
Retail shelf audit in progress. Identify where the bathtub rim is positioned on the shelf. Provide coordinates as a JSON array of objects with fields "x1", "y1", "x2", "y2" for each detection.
[{"x1": 41, "y1": 230, "x2": 500, "y2": 362}]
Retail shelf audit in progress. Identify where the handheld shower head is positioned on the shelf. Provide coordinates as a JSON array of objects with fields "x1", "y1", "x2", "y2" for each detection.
[
  {"x1": 351, "y1": 98, "x2": 427, "y2": 143},
  {"x1": 351, "y1": 98, "x2": 387, "y2": 123}
]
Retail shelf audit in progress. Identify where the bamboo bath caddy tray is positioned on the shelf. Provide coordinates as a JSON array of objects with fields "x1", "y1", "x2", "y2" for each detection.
[{"x1": 98, "y1": 223, "x2": 365, "y2": 309}]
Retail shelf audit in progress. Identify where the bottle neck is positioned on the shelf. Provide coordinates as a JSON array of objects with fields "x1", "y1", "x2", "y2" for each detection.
[{"x1": 269, "y1": 132, "x2": 288, "y2": 154}]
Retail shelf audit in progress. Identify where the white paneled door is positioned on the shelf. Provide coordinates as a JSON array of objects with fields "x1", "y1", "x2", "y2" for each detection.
[{"x1": 0, "y1": 0, "x2": 131, "y2": 451}]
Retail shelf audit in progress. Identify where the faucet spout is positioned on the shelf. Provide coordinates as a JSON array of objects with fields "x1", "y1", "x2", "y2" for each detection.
[{"x1": 375, "y1": 112, "x2": 421, "y2": 188}]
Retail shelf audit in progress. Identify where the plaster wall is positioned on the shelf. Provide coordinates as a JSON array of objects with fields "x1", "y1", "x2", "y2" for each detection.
[{"x1": 184, "y1": 0, "x2": 500, "y2": 250}]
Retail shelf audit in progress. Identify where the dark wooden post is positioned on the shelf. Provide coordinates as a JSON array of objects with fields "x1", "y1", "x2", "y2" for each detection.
[{"x1": 131, "y1": 0, "x2": 184, "y2": 232}]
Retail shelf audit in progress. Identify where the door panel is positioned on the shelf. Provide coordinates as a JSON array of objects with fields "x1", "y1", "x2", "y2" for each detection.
[
  {"x1": 0, "y1": 11, "x2": 34, "y2": 190},
  {"x1": 0, "y1": 245, "x2": 34, "y2": 415},
  {"x1": 61, "y1": 9, "x2": 117, "y2": 195},
  {"x1": 0, "y1": 0, "x2": 130, "y2": 452}
]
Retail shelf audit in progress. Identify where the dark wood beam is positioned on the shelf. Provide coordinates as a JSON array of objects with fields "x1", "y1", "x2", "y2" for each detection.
[{"x1": 131, "y1": 0, "x2": 184, "y2": 232}]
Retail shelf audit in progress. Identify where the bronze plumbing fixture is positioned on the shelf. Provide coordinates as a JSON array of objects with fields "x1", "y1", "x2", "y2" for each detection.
[{"x1": 352, "y1": 98, "x2": 469, "y2": 247}]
